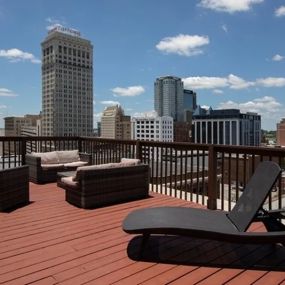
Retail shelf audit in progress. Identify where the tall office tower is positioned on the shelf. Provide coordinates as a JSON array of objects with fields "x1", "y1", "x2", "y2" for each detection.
[
  {"x1": 183, "y1": 89, "x2": 197, "y2": 121},
  {"x1": 41, "y1": 26, "x2": 93, "y2": 136},
  {"x1": 100, "y1": 105, "x2": 131, "y2": 139},
  {"x1": 154, "y1": 76, "x2": 184, "y2": 122}
]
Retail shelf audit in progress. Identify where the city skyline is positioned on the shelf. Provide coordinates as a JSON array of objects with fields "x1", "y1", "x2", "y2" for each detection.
[{"x1": 0, "y1": 0, "x2": 285, "y2": 130}]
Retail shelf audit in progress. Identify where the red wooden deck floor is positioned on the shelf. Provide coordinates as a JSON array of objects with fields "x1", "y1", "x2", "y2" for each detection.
[{"x1": 0, "y1": 183, "x2": 285, "y2": 285}]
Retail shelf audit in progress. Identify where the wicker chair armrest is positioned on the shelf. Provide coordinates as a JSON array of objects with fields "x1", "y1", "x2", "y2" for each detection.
[
  {"x1": 79, "y1": 153, "x2": 92, "y2": 165},
  {"x1": 25, "y1": 154, "x2": 41, "y2": 166}
]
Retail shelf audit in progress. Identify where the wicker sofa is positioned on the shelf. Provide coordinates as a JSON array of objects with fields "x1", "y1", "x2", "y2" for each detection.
[
  {"x1": 26, "y1": 150, "x2": 92, "y2": 184},
  {"x1": 0, "y1": 165, "x2": 29, "y2": 211},
  {"x1": 57, "y1": 159, "x2": 150, "y2": 209}
]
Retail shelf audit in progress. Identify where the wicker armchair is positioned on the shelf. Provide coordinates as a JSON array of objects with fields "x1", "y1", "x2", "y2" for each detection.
[
  {"x1": 58, "y1": 164, "x2": 150, "y2": 209},
  {"x1": 0, "y1": 165, "x2": 29, "y2": 211}
]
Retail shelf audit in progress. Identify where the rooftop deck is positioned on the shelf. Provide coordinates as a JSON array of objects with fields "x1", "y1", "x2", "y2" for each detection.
[{"x1": 1, "y1": 183, "x2": 285, "y2": 285}]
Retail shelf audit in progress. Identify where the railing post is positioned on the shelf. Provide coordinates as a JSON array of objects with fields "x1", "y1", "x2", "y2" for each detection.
[
  {"x1": 78, "y1": 137, "x2": 82, "y2": 153},
  {"x1": 21, "y1": 138, "x2": 27, "y2": 166},
  {"x1": 136, "y1": 140, "x2": 142, "y2": 160},
  {"x1": 207, "y1": 145, "x2": 217, "y2": 210}
]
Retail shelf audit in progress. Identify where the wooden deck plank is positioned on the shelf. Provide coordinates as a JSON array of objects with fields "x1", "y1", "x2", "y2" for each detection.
[{"x1": 0, "y1": 182, "x2": 284, "y2": 285}]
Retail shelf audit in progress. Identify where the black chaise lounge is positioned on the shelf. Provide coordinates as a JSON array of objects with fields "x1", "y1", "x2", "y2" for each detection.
[{"x1": 123, "y1": 161, "x2": 285, "y2": 248}]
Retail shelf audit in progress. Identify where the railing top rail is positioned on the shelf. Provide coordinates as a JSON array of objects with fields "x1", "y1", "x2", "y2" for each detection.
[
  {"x1": 80, "y1": 137, "x2": 137, "y2": 145},
  {"x1": 0, "y1": 136, "x2": 81, "y2": 141},
  {"x1": 213, "y1": 144, "x2": 285, "y2": 156},
  {"x1": 1, "y1": 136, "x2": 285, "y2": 156}
]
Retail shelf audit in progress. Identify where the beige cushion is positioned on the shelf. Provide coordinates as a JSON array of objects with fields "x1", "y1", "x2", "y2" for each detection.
[
  {"x1": 73, "y1": 163, "x2": 118, "y2": 181},
  {"x1": 31, "y1": 151, "x2": 59, "y2": 164},
  {"x1": 41, "y1": 163, "x2": 64, "y2": 170},
  {"x1": 61, "y1": 176, "x2": 79, "y2": 188},
  {"x1": 120, "y1": 158, "x2": 141, "y2": 166},
  {"x1": 57, "y1": 150, "x2": 80, "y2": 163},
  {"x1": 63, "y1": 161, "x2": 88, "y2": 168},
  {"x1": 76, "y1": 163, "x2": 116, "y2": 172}
]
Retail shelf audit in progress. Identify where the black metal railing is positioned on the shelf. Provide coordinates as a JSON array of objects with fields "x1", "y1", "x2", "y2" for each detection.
[{"x1": 1, "y1": 136, "x2": 285, "y2": 211}]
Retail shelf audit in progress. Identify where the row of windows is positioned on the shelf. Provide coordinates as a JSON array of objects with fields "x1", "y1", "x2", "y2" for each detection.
[
  {"x1": 136, "y1": 121, "x2": 172, "y2": 125},
  {"x1": 43, "y1": 45, "x2": 91, "y2": 59},
  {"x1": 58, "y1": 45, "x2": 90, "y2": 59},
  {"x1": 136, "y1": 125, "x2": 172, "y2": 129},
  {"x1": 43, "y1": 66, "x2": 91, "y2": 73}
]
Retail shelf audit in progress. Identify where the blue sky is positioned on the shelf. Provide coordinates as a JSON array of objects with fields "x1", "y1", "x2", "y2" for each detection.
[{"x1": 0, "y1": 0, "x2": 285, "y2": 130}]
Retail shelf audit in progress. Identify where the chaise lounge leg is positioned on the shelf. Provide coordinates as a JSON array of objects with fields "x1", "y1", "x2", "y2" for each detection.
[{"x1": 139, "y1": 233, "x2": 150, "y2": 258}]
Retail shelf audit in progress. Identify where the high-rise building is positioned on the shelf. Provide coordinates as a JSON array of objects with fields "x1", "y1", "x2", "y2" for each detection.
[
  {"x1": 192, "y1": 108, "x2": 261, "y2": 146},
  {"x1": 154, "y1": 76, "x2": 184, "y2": 121},
  {"x1": 183, "y1": 89, "x2": 197, "y2": 121},
  {"x1": 277, "y1": 118, "x2": 285, "y2": 146},
  {"x1": 100, "y1": 105, "x2": 131, "y2": 140},
  {"x1": 41, "y1": 26, "x2": 93, "y2": 136},
  {"x1": 154, "y1": 76, "x2": 197, "y2": 123},
  {"x1": 154, "y1": 76, "x2": 184, "y2": 122},
  {"x1": 154, "y1": 76, "x2": 197, "y2": 142}
]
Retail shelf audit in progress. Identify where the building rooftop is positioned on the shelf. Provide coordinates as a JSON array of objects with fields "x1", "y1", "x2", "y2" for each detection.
[{"x1": 1, "y1": 182, "x2": 285, "y2": 284}]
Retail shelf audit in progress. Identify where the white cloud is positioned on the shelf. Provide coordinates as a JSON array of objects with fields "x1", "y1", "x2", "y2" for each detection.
[
  {"x1": 0, "y1": 49, "x2": 40, "y2": 64},
  {"x1": 272, "y1": 54, "x2": 284, "y2": 61},
  {"x1": 227, "y1": 74, "x2": 255, "y2": 89},
  {"x1": 213, "y1": 89, "x2": 224, "y2": 94},
  {"x1": 0, "y1": 104, "x2": 7, "y2": 109},
  {"x1": 0, "y1": 88, "x2": 18, "y2": 97},
  {"x1": 183, "y1": 76, "x2": 228, "y2": 89},
  {"x1": 198, "y1": 0, "x2": 263, "y2": 13},
  {"x1": 183, "y1": 74, "x2": 285, "y2": 90},
  {"x1": 46, "y1": 17, "x2": 66, "y2": 30},
  {"x1": 218, "y1": 96, "x2": 281, "y2": 115},
  {"x1": 275, "y1": 6, "x2": 285, "y2": 17},
  {"x1": 256, "y1": 77, "x2": 285, "y2": 87},
  {"x1": 111, "y1": 86, "x2": 145, "y2": 97},
  {"x1": 93, "y1": 112, "x2": 103, "y2": 124},
  {"x1": 156, "y1": 34, "x2": 209, "y2": 56},
  {"x1": 222, "y1": 24, "x2": 228, "y2": 33},
  {"x1": 100, "y1": 100, "x2": 120, "y2": 105},
  {"x1": 201, "y1": 105, "x2": 210, "y2": 110},
  {"x1": 183, "y1": 74, "x2": 254, "y2": 90}
]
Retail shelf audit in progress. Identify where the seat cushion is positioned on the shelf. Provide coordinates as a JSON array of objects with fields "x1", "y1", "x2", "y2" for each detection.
[
  {"x1": 41, "y1": 163, "x2": 64, "y2": 170},
  {"x1": 121, "y1": 158, "x2": 141, "y2": 166},
  {"x1": 63, "y1": 161, "x2": 89, "y2": 168},
  {"x1": 57, "y1": 150, "x2": 80, "y2": 163},
  {"x1": 61, "y1": 176, "x2": 79, "y2": 188},
  {"x1": 73, "y1": 163, "x2": 119, "y2": 181}
]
